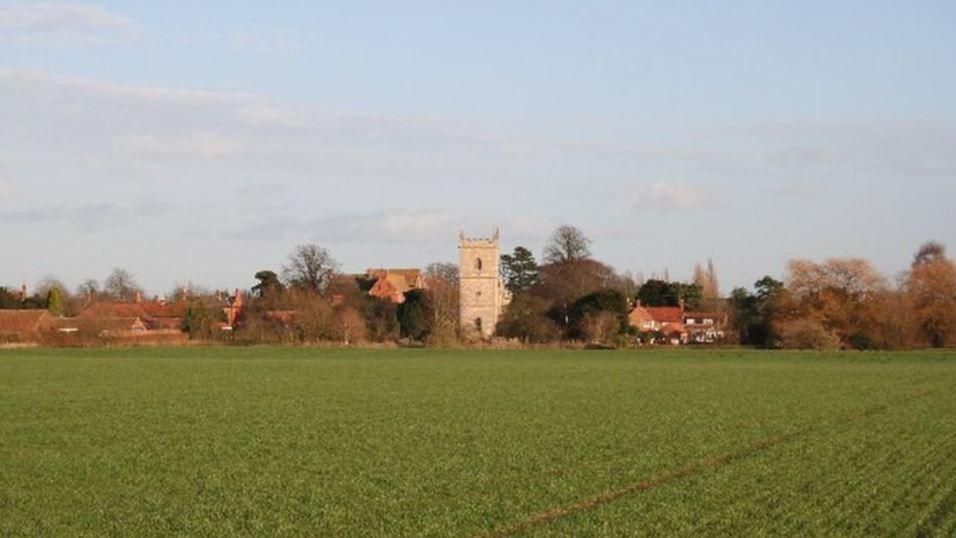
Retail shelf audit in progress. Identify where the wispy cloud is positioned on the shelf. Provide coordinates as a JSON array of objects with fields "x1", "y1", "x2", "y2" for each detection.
[
  {"x1": 221, "y1": 208, "x2": 556, "y2": 246},
  {"x1": 633, "y1": 182, "x2": 710, "y2": 211},
  {"x1": 0, "y1": 2, "x2": 140, "y2": 45},
  {"x1": 114, "y1": 132, "x2": 241, "y2": 157},
  {"x1": 0, "y1": 201, "x2": 170, "y2": 230}
]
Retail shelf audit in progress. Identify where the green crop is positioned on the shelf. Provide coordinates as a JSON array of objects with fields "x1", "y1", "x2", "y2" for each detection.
[{"x1": 1, "y1": 347, "x2": 954, "y2": 536}]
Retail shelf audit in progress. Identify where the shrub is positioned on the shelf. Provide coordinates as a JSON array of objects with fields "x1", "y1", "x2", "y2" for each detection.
[{"x1": 778, "y1": 319, "x2": 841, "y2": 350}]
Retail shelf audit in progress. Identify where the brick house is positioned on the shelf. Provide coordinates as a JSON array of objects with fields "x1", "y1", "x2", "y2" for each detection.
[{"x1": 629, "y1": 302, "x2": 726, "y2": 345}]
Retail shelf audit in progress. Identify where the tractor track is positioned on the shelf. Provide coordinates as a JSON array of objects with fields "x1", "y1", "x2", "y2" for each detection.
[{"x1": 474, "y1": 387, "x2": 936, "y2": 538}]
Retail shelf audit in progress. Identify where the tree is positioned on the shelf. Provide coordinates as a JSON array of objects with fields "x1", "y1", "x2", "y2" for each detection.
[
  {"x1": 906, "y1": 244, "x2": 956, "y2": 347},
  {"x1": 731, "y1": 276, "x2": 788, "y2": 347},
  {"x1": 397, "y1": 289, "x2": 434, "y2": 341},
  {"x1": 913, "y1": 241, "x2": 946, "y2": 266},
  {"x1": 636, "y1": 280, "x2": 701, "y2": 308},
  {"x1": 500, "y1": 246, "x2": 539, "y2": 294},
  {"x1": 543, "y1": 225, "x2": 592, "y2": 264},
  {"x1": 0, "y1": 288, "x2": 20, "y2": 309},
  {"x1": 76, "y1": 279, "x2": 100, "y2": 302},
  {"x1": 777, "y1": 318, "x2": 841, "y2": 350},
  {"x1": 785, "y1": 258, "x2": 888, "y2": 348},
  {"x1": 288, "y1": 289, "x2": 336, "y2": 342},
  {"x1": 104, "y1": 268, "x2": 141, "y2": 301},
  {"x1": 181, "y1": 303, "x2": 225, "y2": 339},
  {"x1": 423, "y1": 267, "x2": 459, "y2": 345},
  {"x1": 569, "y1": 288, "x2": 629, "y2": 343},
  {"x1": 536, "y1": 259, "x2": 619, "y2": 331},
  {"x1": 363, "y1": 298, "x2": 399, "y2": 342},
  {"x1": 333, "y1": 306, "x2": 367, "y2": 345},
  {"x1": 496, "y1": 293, "x2": 561, "y2": 343},
  {"x1": 424, "y1": 263, "x2": 459, "y2": 285},
  {"x1": 282, "y1": 244, "x2": 339, "y2": 292},
  {"x1": 46, "y1": 286, "x2": 65, "y2": 316},
  {"x1": 693, "y1": 259, "x2": 719, "y2": 300},
  {"x1": 252, "y1": 270, "x2": 284, "y2": 298}
]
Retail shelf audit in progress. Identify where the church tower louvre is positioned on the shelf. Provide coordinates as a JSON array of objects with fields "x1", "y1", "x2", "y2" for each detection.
[{"x1": 458, "y1": 229, "x2": 509, "y2": 339}]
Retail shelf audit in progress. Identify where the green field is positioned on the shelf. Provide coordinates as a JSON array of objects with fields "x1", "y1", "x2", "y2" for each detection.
[{"x1": 1, "y1": 347, "x2": 955, "y2": 536}]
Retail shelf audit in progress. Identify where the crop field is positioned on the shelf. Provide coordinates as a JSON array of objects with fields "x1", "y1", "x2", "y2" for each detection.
[{"x1": 1, "y1": 347, "x2": 955, "y2": 536}]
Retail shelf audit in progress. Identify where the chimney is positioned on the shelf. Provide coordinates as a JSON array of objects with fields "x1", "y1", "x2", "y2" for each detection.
[
  {"x1": 20, "y1": 282, "x2": 27, "y2": 301},
  {"x1": 678, "y1": 298, "x2": 685, "y2": 311},
  {"x1": 134, "y1": 290, "x2": 143, "y2": 303},
  {"x1": 233, "y1": 289, "x2": 243, "y2": 306}
]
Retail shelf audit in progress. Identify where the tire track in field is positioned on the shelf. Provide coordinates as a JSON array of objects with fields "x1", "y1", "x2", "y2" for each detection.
[{"x1": 474, "y1": 388, "x2": 936, "y2": 538}]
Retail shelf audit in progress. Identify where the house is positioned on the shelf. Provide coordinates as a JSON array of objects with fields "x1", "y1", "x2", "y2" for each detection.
[
  {"x1": 629, "y1": 302, "x2": 726, "y2": 345},
  {"x1": 365, "y1": 268, "x2": 424, "y2": 304},
  {"x1": 0, "y1": 310, "x2": 55, "y2": 341},
  {"x1": 683, "y1": 311, "x2": 726, "y2": 344}
]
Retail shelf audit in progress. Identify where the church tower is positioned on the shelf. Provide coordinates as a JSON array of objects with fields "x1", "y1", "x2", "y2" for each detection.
[{"x1": 459, "y1": 229, "x2": 509, "y2": 339}]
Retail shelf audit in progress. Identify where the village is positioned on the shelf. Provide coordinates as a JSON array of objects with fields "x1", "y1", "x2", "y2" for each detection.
[
  {"x1": 1, "y1": 228, "x2": 729, "y2": 347},
  {"x1": 1, "y1": 226, "x2": 953, "y2": 351}
]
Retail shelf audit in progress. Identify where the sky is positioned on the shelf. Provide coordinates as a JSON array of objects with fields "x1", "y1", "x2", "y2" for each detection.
[{"x1": 1, "y1": 1, "x2": 955, "y2": 295}]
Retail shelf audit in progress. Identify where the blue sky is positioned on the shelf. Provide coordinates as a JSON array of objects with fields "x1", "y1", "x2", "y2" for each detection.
[{"x1": 1, "y1": 1, "x2": 955, "y2": 294}]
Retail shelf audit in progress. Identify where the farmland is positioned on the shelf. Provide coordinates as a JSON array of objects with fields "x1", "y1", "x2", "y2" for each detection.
[{"x1": 1, "y1": 347, "x2": 955, "y2": 536}]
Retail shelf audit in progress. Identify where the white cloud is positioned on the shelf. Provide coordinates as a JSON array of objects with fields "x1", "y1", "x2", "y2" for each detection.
[
  {"x1": 633, "y1": 182, "x2": 710, "y2": 211},
  {"x1": 0, "y1": 2, "x2": 140, "y2": 45},
  {"x1": 114, "y1": 132, "x2": 240, "y2": 157}
]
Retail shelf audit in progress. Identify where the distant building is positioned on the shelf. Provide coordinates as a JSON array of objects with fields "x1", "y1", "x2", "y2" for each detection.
[
  {"x1": 459, "y1": 230, "x2": 510, "y2": 339},
  {"x1": 683, "y1": 311, "x2": 725, "y2": 344},
  {"x1": 365, "y1": 269, "x2": 424, "y2": 304},
  {"x1": 0, "y1": 310, "x2": 54, "y2": 341},
  {"x1": 628, "y1": 301, "x2": 726, "y2": 344}
]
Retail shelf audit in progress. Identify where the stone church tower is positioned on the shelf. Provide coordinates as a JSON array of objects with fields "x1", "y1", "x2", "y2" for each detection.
[{"x1": 459, "y1": 230, "x2": 509, "y2": 339}]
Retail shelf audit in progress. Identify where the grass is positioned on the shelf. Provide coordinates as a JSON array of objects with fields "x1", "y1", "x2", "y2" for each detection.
[{"x1": 1, "y1": 347, "x2": 955, "y2": 536}]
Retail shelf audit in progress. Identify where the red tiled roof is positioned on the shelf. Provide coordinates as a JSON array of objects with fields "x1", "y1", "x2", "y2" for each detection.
[
  {"x1": 366, "y1": 268, "x2": 422, "y2": 290},
  {"x1": 140, "y1": 301, "x2": 189, "y2": 318},
  {"x1": 645, "y1": 307, "x2": 683, "y2": 323},
  {"x1": 0, "y1": 310, "x2": 53, "y2": 333},
  {"x1": 78, "y1": 303, "x2": 149, "y2": 319},
  {"x1": 684, "y1": 311, "x2": 720, "y2": 319}
]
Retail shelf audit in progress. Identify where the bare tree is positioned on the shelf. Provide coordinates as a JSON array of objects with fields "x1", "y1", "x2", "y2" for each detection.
[
  {"x1": 334, "y1": 306, "x2": 368, "y2": 345},
  {"x1": 35, "y1": 275, "x2": 68, "y2": 298},
  {"x1": 104, "y1": 268, "x2": 141, "y2": 301},
  {"x1": 76, "y1": 279, "x2": 100, "y2": 299},
  {"x1": 543, "y1": 225, "x2": 592, "y2": 264},
  {"x1": 424, "y1": 262, "x2": 459, "y2": 285},
  {"x1": 282, "y1": 244, "x2": 339, "y2": 292},
  {"x1": 424, "y1": 270, "x2": 460, "y2": 345},
  {"x1": 693, "y1": 259, "x2": 720, "y2": 299}
]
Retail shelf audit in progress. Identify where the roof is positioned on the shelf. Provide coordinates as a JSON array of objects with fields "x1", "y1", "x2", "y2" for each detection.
[
  {"x1": 684, "y1": 311, "x2": 720, "y2": 319},
  {"x1": 78, "y1": 302, "x2": 150, "y2": 319},
  {"x1": 366, "y1": 268, "x2": 422, "y2": 290},
  {"x1": 80, "y1": 300, "x2": 209, "y2": 320},
  {"x1": 0, "y1": 310, "x2": 53, "y2": 333},
  {"x1": 645, "y1": 307, "x2": 684, "y2": 323},
  {"x1": 53, "y1": 316, "x2": 149, "y2": 333}
]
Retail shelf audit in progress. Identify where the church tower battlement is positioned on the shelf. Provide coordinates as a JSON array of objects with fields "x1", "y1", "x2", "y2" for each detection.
[{"x1": 459, "y1": 229, "x2": 509, "y2": 339}]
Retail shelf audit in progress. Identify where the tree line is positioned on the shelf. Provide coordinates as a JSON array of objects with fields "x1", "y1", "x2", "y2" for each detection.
[{"x1": 3, "y1": 228, "x2": 955, "y2": 349}]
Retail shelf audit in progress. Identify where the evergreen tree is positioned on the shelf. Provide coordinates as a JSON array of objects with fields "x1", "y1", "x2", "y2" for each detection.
[
  {"x1": 500, "y1": 246, "x2": 539, "y2": 294},
  {"x1": 46, "y1": 286, "x2": 65, "y2": 316}
]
